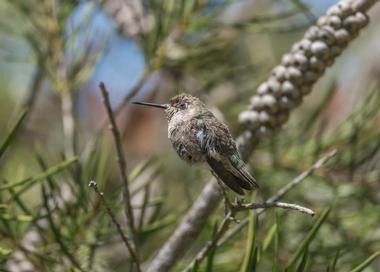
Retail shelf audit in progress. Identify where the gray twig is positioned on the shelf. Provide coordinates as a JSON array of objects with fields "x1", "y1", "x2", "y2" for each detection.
[
  {"x1": 88, "y1": 181, "x2": 141, "y2": 272},
  {"x1": 235, "y1": 201, "x2": 315, "y2": 216},
  {"x1": 99, "y1": 82, "x2": 136, "y2": 237},
  {"x1": 218, "y1": 149, "x2": 337, "y2": 247},
  {"x1": 82, "y1": 72, "x2": 149, "y2": 160},
  {"x1": 266, "y1": 149, "x2": 337, "y2": 203},
  {"x1": 182, "y1": 196, "x2": 315, "y2": 272}
]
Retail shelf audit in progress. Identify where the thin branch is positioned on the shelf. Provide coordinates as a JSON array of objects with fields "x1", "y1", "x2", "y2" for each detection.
[
  {"x1": 267, "y1": 149, "x2": 337, "y2": 203},
  {"x1": 183, "y1": 191, "x2": 317, "y2": 271},
  {"x1": 235, "y1": 201, "x2": 315, "y2": 216},
  {"x1": 99, "y1": 82, "x2": 136, "y2": 237},
  {"x1": 88, "y1": 181, "x2": 141, "y2": 272},
  {"x1": 82, "y1": 71, "x2": 150, "y2": 160},
  {"x1": 182, "y1": 198, "x2": 314, "y2": 272},
  {"x1": 218, "y1": 149, "x2": 337, "y2": 247}
]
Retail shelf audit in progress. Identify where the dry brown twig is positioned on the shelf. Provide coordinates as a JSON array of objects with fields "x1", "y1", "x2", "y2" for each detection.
[
  {"x1": 88, "y1": 180, "x2": 141, "y2": 272},
  {"x1": 147, "y1": 1, "x2": 378, "y2": 271},
  {"x1": 99, "y1": 82, "x2": 136, "y2": 238},
  {"x1": 81, "y1": 72, "x2": 150, "y2": 162}
]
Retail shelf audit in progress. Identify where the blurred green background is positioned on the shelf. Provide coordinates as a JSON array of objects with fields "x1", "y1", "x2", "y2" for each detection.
[{"x1": 0, "y1": 0, "x2": 379, "y2": 271}]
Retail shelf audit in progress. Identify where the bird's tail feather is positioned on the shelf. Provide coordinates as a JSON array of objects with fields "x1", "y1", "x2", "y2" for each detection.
[
  {"x1": 236, "y1": 167, "x2": 259, "y2": 190},
  {"x1": 206, "y1": 156, "x2": 257, "y2": 195}
]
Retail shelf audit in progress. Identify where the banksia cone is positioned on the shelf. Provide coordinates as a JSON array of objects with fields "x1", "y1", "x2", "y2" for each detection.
[{"x1": 238, "y1": 0, "x2": 370, "y2": 138}]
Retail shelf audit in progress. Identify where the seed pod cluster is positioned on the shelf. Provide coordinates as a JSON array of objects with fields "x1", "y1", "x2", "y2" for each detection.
[{"x1": 238, "y1": 0, "x2": 369, "y2": 137}]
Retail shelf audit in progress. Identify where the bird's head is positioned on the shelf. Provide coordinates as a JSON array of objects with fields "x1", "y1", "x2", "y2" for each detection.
[{"x1": 133, "y1": 93, "x2": 206, "y2": 121}]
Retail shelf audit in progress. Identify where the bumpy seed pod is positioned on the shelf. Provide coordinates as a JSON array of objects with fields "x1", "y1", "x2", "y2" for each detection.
[
  {"x1": 293, "y1": 53, "x2": 309, "y2": 71},
  {"x1": 304, "y1": 26, "x2": 320, "y2": 41},
  {"x1": 262, "y1": 94, "x2": 278, "y2": 112},
  {"x1": 311, "y1": 41, "x2": 330, "y2": 60},
  {"x1": 250, "y1": 95, "x2": 264, "y2": 109},
  {"x1": 317, "y1": 16, "x2": 329, "y2": 26},
  {"x1": 279, "y1": 95, "x2": 295, "y2": 110},
  {"x1": 257, "y1": 82, "x2": 269, "y2": 95},
  {"x1": 343, "y1": 15, "x2": 361, "y2": 32},
  {"x1": 281, "y1": 81, "x2": 296, "y2": 96},
  {"x1": 238, "y1": 110, "x2": 260, "y2": 127},
  {"x1": 282, "y1": 53, "x2": 294, "y2": 66},
  {"x1": 298, "y1": 39, "x2": 313, "y2": 56},
  {"x1": 286, "y1": 67, "x2": 303, "y2": 85},
  {"x1": 327, "y1": 1, "x2": 352, "y2": 18},
  {"x1": 272, "y1": 65, "x2": 287, "y2": 82},
  {"x1": 258, "y1": 111, "x2": 271, "y2": 123},
  {"x1": 309, "y1": 56, "x2": 325, "y2": 74},
  {"x1": 267, "y1": 79, "x2": 282, "y2": 96},
  {"x1": 354, "y1": 12, "x2": 369, "y2": 27},
  {"x1": 318, "y1": 27, "x2": 336, "y2": 45},
  {"x1": 327, "y1": 15, "x2": 343, "y2": 29},
  {"x1": 334, "y1": 28, "x2": 351, "y2": 44},
  {"x1": 239, "y1": 0, "x2": 373, "y2": 139}
]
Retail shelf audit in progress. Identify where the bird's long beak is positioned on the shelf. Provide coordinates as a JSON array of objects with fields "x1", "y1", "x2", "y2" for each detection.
[{"x1": 132, "y1": 101, "x2": 169, "y2": 109}]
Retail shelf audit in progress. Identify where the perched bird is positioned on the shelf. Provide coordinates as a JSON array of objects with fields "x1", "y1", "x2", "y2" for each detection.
[{"x1": 133, "y1": 93, "x2": 258, "y2": 195}]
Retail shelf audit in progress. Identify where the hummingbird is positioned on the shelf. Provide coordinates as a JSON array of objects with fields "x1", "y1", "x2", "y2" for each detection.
[{"x1": 133, "y1": 93, "x2": 258, "y2": 195}]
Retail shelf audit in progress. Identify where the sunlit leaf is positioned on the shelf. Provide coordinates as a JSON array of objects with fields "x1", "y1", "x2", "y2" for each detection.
[
  {"x1": 0, "y1": 157, "x2": 78, "y2": 192},
  {"x1": 0, "y1": 246, "x2": 12, "y2": 256}
]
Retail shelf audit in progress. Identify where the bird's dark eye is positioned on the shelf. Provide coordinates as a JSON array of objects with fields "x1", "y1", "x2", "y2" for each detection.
[{"x1": 179, "y1": 103, "x2": 187, "y2": 110}]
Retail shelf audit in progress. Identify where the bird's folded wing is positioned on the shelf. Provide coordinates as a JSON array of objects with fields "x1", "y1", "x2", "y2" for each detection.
[{"x1": 206, "y1": 156, "x2": 245, "y2": 195}]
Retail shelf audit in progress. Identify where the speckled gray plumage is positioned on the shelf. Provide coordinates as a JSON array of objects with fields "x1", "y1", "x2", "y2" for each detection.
[{"x1": 165, "y1": 94, "x2": 258, "y2": 195}]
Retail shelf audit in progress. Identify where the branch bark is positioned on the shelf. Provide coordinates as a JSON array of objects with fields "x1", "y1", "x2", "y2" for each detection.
[
  {"x1": 99, "y1": 82, "x2": 137, "y2": 238},
  {"x1": 89, "y1": 180, "x2": 141, "y2": 272}
]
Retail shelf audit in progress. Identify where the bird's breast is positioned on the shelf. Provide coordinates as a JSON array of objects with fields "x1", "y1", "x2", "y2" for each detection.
[{"x1": 167, "y1": 117, "x2": 205, "y2": 163}]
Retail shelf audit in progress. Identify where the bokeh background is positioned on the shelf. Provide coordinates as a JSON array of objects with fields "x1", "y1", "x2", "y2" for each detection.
[{"x1": 0, "y1": 0, "x2": 379, "y2": 271}]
